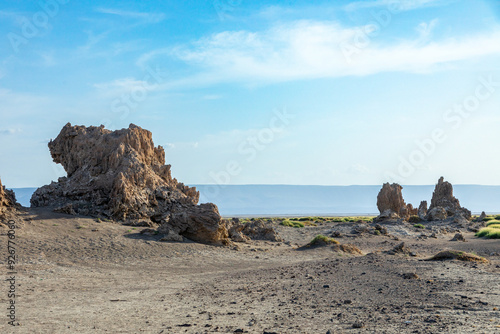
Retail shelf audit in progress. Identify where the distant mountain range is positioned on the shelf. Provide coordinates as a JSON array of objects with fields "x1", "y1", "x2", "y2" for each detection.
[{"x1": 11, "y1": 185, "x2": 500, "y2": 217}]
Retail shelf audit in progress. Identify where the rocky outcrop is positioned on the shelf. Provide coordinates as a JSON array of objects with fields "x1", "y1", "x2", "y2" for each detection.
[
  {"x1": 0, "y1": 178, "x2": 20, "y2": 222},
  {"x1": 426, "y1": 177, "x2": 471, "y2": 221},
  {"x1": 30, "y1": 123, "x2": 228, "y2": 244},
  {"x1": 479, "y1": 211, "x2": 486, "y2": 221},
  {"x1": 418, "y1": 201, "x2": 428, "y2": 220},
  {"x1": 375, "y1": 183, "x2": 416, "y2": 221},
  {"x1": 426, "y1": 207, "x2": 447, "y2": 221}
]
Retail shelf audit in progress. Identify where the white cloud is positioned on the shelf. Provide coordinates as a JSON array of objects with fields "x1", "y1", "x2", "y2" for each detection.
[
  {"x1": 93, "y1": 77, "x2": 159, "y2": 98},
  {"x1": 0, "y1": 128, "x2": 22, "y2": 135},
  {"x1": 136, "y1": 48, "x2": 171, "y2": 68},
  {"x1": 344, "y1": 0, "x2": 451, "y2": 12},
  {"x1": 157, "y1": 20, "x2": 500, "y2": 85},
  {"x1": 95, "y1": 7, "x2": 166, "y2": 24}
]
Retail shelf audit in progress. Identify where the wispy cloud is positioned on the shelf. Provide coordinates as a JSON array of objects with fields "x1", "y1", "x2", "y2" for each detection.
[
  {"x1": 95, "y1": 7, "x2": 166, "y2": 24},
  {"x1": 344, "y1": 0, "x2": 451, "y2": 12},
  {"x1": 0, "y1": 128, "x2": 22, "y2": 135},
  {"x1": 153, "y1": 20, "x2": 500, "y2": 85},
  {"x1": 93, "y1": 77, "x2": 159, "y2": 98}
]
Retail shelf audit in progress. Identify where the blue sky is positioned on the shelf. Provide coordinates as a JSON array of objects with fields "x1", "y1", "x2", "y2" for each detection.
[{"x1": 1, "y1": 0, "x2": 500, "y2": 188}]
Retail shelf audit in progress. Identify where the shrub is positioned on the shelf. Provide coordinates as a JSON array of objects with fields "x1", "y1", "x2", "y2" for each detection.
[
  {"x1": 280, "y1": 220, "x2": 305, "y2": 228},
  {"x1": 413, "y1": 224, "x2": 425, "y2": 229},
  {"x1": 495, "y1": 215, "x2": 500, "y2": 220},
  {"x1": 486, "y1": 220, "x2": 500, "y2": 227},
  {"x1": 476, "y1": 226, "x2": 500, "y2": 239},
  {"x1": 426, "y1": 250, "x2": 488, "y2": 263},
  {"x1": 308, "y1": 234, "x2": 339, "y2": 245},
  {"x1": 408, "y1": 215, "x2": 421, "y2": 223}
]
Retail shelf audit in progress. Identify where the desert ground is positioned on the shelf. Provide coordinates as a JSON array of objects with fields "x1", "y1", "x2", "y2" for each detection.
[{"x1": 1, "y1": 208, "x2": 499, "y2": 334}]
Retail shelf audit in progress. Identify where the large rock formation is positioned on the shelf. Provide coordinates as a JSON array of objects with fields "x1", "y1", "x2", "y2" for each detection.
[
  {"x1": 375, "y1": 183, "x2": 417, "y2": 221},
  {"x1": 426, "y1": 177, "x2": 471, "y2": 221},
  {"x1": 30, "y1": 123, "x2": 228, "y2": 244},
  {"x1": 0, "y1": 178, "x2": 20, "y2": 222}
]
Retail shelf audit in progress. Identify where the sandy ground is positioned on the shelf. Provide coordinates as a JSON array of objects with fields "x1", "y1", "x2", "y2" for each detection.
[{"x1": 0, "y1": 209, "x2": 499, "y2": 334}]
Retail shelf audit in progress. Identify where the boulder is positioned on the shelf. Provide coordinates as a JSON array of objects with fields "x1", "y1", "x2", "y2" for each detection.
[
  {"x1": 426, "y1": 207, "x2": 447, "y2": 221},
  {"x1": 427, "y1": 177, "x2": 471, "y2": 220},
  {"x1": 450, "y1": 233, "x2": 466, "y2": 242},
  {"x1": 228, "y1": 220, "x2": 282, "y2": 242},
  {"x1": 30, "y1": 123, "x2": 228, "y2": 244},
  {"x1": 375, "y1": 183, "x2": 416, "y2": 221}
]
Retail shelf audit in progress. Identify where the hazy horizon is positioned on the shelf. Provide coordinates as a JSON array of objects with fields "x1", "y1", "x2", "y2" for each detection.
[
  {"x1": 12, "y1": 183, "x2": 500, "y2": 216},
  {"x1": 1, "y1": 0, "x2": 500, "y2": 188}
]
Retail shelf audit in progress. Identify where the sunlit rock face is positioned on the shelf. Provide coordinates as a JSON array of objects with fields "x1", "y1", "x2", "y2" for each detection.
[{"x1": 31, "y1": 123, "x2": 228, "y2": 244}]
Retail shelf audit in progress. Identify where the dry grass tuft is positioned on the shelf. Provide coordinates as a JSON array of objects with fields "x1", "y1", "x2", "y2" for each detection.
[
  {"x1": 426, "y1": 250, "x2": 489, "y2": 263},
  {"x1": 332, "y1": 243, "x2": 363, "y2": 255}
]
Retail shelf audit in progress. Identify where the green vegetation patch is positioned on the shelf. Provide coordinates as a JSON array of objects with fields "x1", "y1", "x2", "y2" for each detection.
[
  {"x1": 408, "y1": 215, "x2": 421, "y2": 223},
  {"x1": 486, "y1": 220, "x2": 500, "y2": 226},
  {"x1": 475, "y1": 224, "x2": 500, "y2": 239},
  {"x1": 303, "y1": 234, "x2": 340, "y2": 248},
  {"x1": 413, "y1": 224, "x2": 425, "y2": 229},
  {"x1": 280, "y1": 220, "x2": 305, "y2": 228}
]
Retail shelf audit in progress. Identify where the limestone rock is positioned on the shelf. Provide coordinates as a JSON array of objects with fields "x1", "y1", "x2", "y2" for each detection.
[
  {"x1": 0, "y1": 178, "x2": 20, "y2": 222},
  {"x1": 158, "y1": 226, "x2": 184, "y2": 242},
  {"x1": 228, "y1": 220, "x2": 282, "y2": 242},
  {"x1": 426, "y1": 207, "x2": 447, "y2": 221},
  {"x1": 453, "y1": 212, "x2": 469, "y2": 226},
  {"x1": 418, "y1": 201, "x2": 428, "y2": 220},
  {"x1": 479, "y1": 211, "x2": 486, "y2": 221},
  {"x1": 386, "y1": 242, "x2": 416, "y2": 256},
  {"x1": 166, "y1": 203, "x2": 228, "y2": 244},
  {"x1": 375, "y1": 183, "x2": 416, "y2": 221},
  {"x1": 30, "y1": 123, "x2": 228, "y2": 244},
  {"x1": 427, "y1": 177, "x2": 471, "y2": 220}
]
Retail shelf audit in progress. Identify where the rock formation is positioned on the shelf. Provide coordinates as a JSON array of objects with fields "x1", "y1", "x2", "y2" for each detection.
[
  {"x1": 418, "y1": 201, "x2": 428, "y2": 220},
  {"x1": 375, "y1": 183, "x2": 417, "y2": 221},
  {"x1": 227, "y1": 219, "x2": 283, "y2": 243},
  {"x1": 426, "y1": 177, "x2": 471, "y2": 221},
  {"x1": 30, "y1": 123, "x2": 228, "y2": 244},
  {"x1": 0, "y1": 178, "x2": 20, "y2": 222},
  {"x1": 478, "y1": 211, "x2": 486, "y2": 221}
]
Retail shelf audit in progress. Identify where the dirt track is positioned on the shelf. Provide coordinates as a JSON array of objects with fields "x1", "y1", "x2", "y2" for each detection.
[{"x1": 1, "y1": 209, "x2": 499, "y2": 333}]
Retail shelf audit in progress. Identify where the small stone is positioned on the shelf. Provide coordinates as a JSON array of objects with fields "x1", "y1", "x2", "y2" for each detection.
[
  {"x1": 352, "y1": 321, "x2": 364, "y2": 328},
  {"x1": 450, "y1": 233, "x2": 466, "y2": 242},
  {"x1": 402, "y1": 273, "x2": 419, "y2": 280}
]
